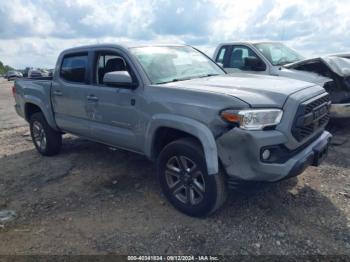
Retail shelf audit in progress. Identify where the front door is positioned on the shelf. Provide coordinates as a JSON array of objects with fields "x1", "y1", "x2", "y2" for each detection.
[{"x1": 85, "y1": 51, "x2": 141, "y2": 152}]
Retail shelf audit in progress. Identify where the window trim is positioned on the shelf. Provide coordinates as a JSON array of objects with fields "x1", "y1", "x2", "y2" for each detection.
[
  {"x1": 215, "y1": 45, "x2": 232, "y2": 67},
  {"x1": 215, "y1": 46, "x2": 227, "y2": 64},
  {"x1": 59, "y1": 52, "x2": 89, "y2": 84}
]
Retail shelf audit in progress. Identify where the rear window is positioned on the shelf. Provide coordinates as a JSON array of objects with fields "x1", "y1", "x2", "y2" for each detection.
[{"x1": 60, "y1": 54, "x2": 88, "y2": 83}]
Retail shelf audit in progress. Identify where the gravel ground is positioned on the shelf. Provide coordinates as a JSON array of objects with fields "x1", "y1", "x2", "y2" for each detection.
[{"x1": 0, "y1": 78, "x2": 349, "y2": 255}]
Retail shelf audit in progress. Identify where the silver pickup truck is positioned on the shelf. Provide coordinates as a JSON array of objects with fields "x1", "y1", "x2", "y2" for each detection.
[
  {"x1": 13, "y1": 44, "x2": 332, "y2": 217},
  {"x1": 213, "y1": 41, "x2": 350, "y2": 118}
]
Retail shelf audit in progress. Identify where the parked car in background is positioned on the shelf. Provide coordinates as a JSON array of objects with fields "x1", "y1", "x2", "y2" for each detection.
[
  {"x1": 40, "y1": 69, "x2": 50, "y2": 77},
  {"x1": 23, "y1": 67, "x2": 33, "y2": 77},
  {"x1": 28, "y1": 69, "x2": 43, "y2": 78},
  {"x1": 13, "y1": 43, "x2": 331, "y2": 216},
  {"x1": 285, "y1": 56, "x2": 350, "y2": 118},
  {"x1": 6, "y1": 70, "x2": 23, "y2": 81},
  {"x1": 47, "y1": 69, "x2": 54, "y2": 77},
  {"x1": 213, "y1": 42, "x2": 350, "y2": 118},
  {"x1": 28, "y1": 69, "x2": 49, "y2": 78},
  {"x1": 213, "y1": 42, "x2": 330, "y2": 85}
]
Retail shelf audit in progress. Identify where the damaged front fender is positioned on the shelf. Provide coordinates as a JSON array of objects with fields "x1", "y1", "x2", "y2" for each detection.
[{"x1": 216, "y1": 128, "x2": 288, "y2": 181}]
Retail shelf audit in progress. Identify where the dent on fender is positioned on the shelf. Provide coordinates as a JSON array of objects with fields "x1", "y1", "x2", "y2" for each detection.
[
  {"x1": 216, "y1": 127, "x2": 288, "y2": 181},
  {"x1": 216, "y1": 128, "x2": 256, "y2": 179}
]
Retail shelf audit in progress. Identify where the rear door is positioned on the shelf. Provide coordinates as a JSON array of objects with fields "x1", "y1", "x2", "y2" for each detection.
[{"x1": 51, "y1": 52, "x2": 92, "y2": 137}]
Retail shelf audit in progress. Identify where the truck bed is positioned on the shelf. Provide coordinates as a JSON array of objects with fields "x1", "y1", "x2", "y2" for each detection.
[
  {"x1": 19, "y1": 76, "x2": 53, "y2": 81},
  {"x1": 14, "y1": 77, "x2": 53, "y2": 123}
]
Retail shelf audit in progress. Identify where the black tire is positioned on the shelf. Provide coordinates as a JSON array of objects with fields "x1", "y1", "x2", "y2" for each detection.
[
  {"x1": 157, "y1": 138, "x2": 227, "y2": 217},
  {"x1": 29, "y1": 112, "x2": 62, "y2": 156}
]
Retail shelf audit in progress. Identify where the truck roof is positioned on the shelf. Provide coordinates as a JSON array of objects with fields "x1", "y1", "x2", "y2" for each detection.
[
  {"x1": 216, "y1": 41, "x2": 283, "y2": 46},
  {"x1": 62, "y1": 43, "x2": 189, "y2": 54}
]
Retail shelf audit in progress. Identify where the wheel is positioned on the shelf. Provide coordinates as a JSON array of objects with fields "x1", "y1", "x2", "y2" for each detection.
[
  {"x1": 157, "y1": 138, "x2": 227, "y2": 217},
  {"x1": 29, "y1": 112, "x2": 62, "y2": 156}
]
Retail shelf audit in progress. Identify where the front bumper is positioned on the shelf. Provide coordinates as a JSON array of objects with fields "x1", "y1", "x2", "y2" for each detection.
[
  {"x1": 216, "y1": 128, "x2": 332, "y2": 185},
  {"x1": 329, "y1": 103, "x2": 350, "y2": 118}
]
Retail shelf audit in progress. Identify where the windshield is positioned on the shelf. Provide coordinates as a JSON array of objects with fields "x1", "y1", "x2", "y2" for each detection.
[
  {"x1": 130, "y1": 46, "x2": 225, "y2": 84},
  {"x1": 254, "y1": 43, "x2": 304, "y2": 66}
]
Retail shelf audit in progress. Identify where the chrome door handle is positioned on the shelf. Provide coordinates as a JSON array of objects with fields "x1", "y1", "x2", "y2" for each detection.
[
  {"x1": 53, "y1": 90, "x2": 62, "y2": 96},
  {"x1": 86, "y1": 95, "x2": 99, "y2": 102}
]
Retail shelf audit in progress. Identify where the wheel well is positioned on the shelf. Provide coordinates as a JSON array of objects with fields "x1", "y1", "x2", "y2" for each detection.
[
  {"x1": 25, "y1": 103, "x2": 42, "y2": 121},
  {"x1": 152, "y1": 127, "x2": 202, "y2": 158}
]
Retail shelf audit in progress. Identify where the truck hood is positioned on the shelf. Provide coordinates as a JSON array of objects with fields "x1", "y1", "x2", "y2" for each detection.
[
  {"x1": 277, "y1": 67, "x2": 331, "y2": 86},
  {"x1": 285, "y1": 56, "x2": 350, "y2": 77},
  {"x1": 160, "y1": 74, "x2": 316, "y2": 108}
]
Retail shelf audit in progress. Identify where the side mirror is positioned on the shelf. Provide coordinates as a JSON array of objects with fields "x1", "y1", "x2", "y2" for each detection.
[
  {"x1": 103, "y1": 71, "x2": 136, "y2": 88},
  {"x1": 244, "y1": 57, "x2": 266, "y2": 71}
]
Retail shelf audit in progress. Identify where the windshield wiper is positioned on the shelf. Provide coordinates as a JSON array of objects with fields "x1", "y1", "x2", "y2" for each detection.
[
  {"x1": 156, "y1": 74, "x2": 221, "y2": 84},
  {"x1": 156, "y1": 77, "x2": 193, "y2": 84},
  {"x1": 196, "y1": 73, "x2": 221, "y2": 78}
]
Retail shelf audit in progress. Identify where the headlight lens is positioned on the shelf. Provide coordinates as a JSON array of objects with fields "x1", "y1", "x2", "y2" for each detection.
[{"x1": 221, "y1": 109, "x2": 283, "y2": 130}]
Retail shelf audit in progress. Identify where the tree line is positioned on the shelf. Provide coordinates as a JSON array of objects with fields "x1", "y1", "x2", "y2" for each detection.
[{"x1": 0, "y1": 60, "x2": 14, "y2": 75}]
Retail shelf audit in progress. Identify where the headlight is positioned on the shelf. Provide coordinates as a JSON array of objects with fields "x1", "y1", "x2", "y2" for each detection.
[{"x1": 220, "y1": 109, "x2": 283, "y2": 130}]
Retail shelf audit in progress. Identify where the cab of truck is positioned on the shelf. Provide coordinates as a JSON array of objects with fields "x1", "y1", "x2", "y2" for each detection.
[{"x1": 213, "y1": 41, "x2": 330, "y2": 86}]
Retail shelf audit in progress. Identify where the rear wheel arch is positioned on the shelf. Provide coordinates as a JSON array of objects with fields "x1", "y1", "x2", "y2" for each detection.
[
  {"x1": 24, "y1": 101, "x2": 58, "y2": 130},
  {"x1": 25, "y1": 103, "x2": 42, "y2": 122}
]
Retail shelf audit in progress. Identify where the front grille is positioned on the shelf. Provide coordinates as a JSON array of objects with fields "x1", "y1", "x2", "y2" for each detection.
[{"x1": 292, "y1": 93, "x2": 331, "y2": 142}]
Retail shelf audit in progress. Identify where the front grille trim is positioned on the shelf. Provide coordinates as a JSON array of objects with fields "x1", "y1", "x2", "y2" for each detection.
[{"x1": 292, "y1": 93, "x2": 330, "y2": 142}]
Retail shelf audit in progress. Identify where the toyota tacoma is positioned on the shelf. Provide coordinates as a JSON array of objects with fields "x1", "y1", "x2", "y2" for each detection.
[{"x1": 13, "y1": 44, "x2": 332, "y2": 217}]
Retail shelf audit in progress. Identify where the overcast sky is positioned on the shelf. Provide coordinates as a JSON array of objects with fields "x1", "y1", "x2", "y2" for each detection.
[{"x1": 0, "y1": 0, "x2": 349, "y2": 69}]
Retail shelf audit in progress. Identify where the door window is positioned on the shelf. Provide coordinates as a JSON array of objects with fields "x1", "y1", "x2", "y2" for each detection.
[
  {"x1": 216, "y1": 47, "x2": 227, "y2": 64},
  {"x1": 95, "y1": 54, "x2": 127, "y2": 85},
  {"x1": 228, "y1": 45, "x2": 263, "y2": 71},
  {"x1": 60, "y1": 54, "x2": 88, "y2": 83}
]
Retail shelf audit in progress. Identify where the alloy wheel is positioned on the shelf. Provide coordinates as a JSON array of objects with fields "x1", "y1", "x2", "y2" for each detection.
[
  {"x1": 165, "y1": 155, "x2": 206, "y2": 205},
  {"x1": 32, "y1": 121, "x2": 47, "y2": 151}
]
